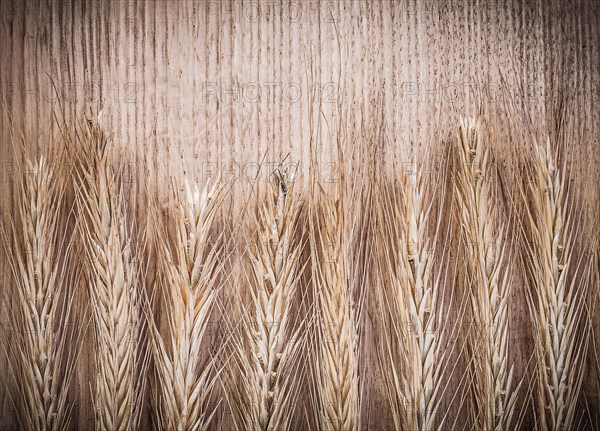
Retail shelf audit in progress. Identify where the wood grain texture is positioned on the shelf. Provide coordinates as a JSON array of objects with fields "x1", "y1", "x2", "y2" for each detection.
[{"x1": 0, "y1": 0, "x2": 598, "y2": 429}]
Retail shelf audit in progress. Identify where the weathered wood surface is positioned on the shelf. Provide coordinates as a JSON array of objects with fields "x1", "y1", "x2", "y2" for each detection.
[{"x1": 0, "y1": 0, "x2": 598, "y2": 429}]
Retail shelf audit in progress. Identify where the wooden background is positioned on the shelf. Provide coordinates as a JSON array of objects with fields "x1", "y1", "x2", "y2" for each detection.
[{"x1": 0, "y1": 0, "x2": 599, "y2": 429}]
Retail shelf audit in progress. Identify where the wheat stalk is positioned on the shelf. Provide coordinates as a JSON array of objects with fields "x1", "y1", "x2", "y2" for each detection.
[
  {"x1": 232, "y1": 169, "x2": 303, "y2": 431},
  {"x1": 74, "y1": 120, "x2": 144, "y2": 431},
  {"x1": 152, "y1": 177, "x2": 224, "y2": 431},
  {"x1": 375, "y1": 178, "x2": 406, "y2": 431},
  {"x1": 3, "y1": 156, "x2": 76, "y2": 431},
  {"x1": 310, "y1": 187, "x2": 360, "y2": 431},
  {"x1": 521, "y1": 137, "x2": 588, "y2": 430},
  {"x1": 455, "y1": 118, "x2": 516, "y2": 430}
]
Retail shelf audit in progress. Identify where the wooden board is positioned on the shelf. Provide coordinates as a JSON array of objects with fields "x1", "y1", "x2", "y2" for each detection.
[{"x1": 0, "y1": 0, "x2": 598, "y2": 429}]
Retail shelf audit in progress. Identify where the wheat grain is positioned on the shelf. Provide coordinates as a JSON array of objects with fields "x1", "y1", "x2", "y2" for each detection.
[
  {"x1": 397, "y1": 169, "x2": 441, "y2": 431},
  {"x1": 152, "y1": 177, "x2": 224, "y2": 431},
  {"x1": 522, "y1": 137, "x2": 588, "y2": 430},
  {"x1": 74, "y1": 120, "x2": 144, "y2": 431},
  {"x1": 3, "y1": 156, "x2": 76, "y2": 431},
  {"x1": 310, "y1": 187, "x2": 360, "y2": 431},
  {"x1": 455, "y1": 118, "x2": 516, "y2": 430},
  {"x1": 376, "y1": 165, "x2": 445, "y2": 431},
  {"x1": 232, "y1": 169, "x2": 303, "y2": 431}
]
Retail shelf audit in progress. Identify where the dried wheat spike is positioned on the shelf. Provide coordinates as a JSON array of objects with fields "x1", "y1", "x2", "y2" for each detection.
[
  {"x1": 312, "y1": 190, "x2": 360, "y2": 431},
  {"x1": 75, "y1": 121, "x2": 144, "y2": 431},
  {"x1": 233, "y1": 170, "x2": 303, "y2": 431},
  {"x1": 153, "y1": 177, "x2": 224, "y2": 431},
  {"x1": 523, "y1": 138, "x2": 588, "y2": 431},
  {"x1": 4, "y1": 157, "x2": 76, "y2": 431},
  {"x1": 455, "y1": 118, "x2": 517, "y2": 431}
]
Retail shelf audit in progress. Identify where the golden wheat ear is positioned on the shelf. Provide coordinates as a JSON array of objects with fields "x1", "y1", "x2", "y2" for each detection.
[
  {"x1": 519, "y1": 136, "x2": 591, "y2": 431},
  {"x1": 228, "y1": 169, "x2": 305, "y2": 431},
  {"x1": 454, "y1": 118, "x2": 517, "y2": 430},
  {"x1": 2, "y1": 154, "x2": 80, "y2": 431},
  {"x1": 150, "y1": 176, "x2": 225, "y2": 431},
  {"x1": 384, "y1": 166, "x2": 444, "y2": 431},
  {"x1": 72, "y1": 119, "x2": 146, "y2": 431},
  {"x1": 309, "y1": 187, "x2": 360, "y2": 431}
]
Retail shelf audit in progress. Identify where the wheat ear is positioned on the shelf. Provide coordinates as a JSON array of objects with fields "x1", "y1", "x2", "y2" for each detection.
[
  {"x1": 376, "y1": 165, "x2": 445, "y2": 431},
  {"x1": 3, "y1": 157, "x2": 75, "y2": 431},
  {"x1": 233, "y1": 170, "x2": 303, "y2": 431},
  {"x1": 398, "y1": 169, "x2": 443, "y2": 431},
  {"x1": 455, "y1": 118, "x2": 516, "y2": 430},
  {"x1": 522, "y1": 138, "x2": 588, "y2": 430},
  {"x1": 311, "y1": 188, "x2": 360, "y2": 431},
  {"x1": 75, "y1": 121, "x2": 143, "y2": 431},
  {"x1": 152, "y1": 177, "x2": 224, "y2": 431}
]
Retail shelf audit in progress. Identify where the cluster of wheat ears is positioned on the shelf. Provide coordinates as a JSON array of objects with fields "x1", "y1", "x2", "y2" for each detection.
[{"x1": 1, "y1": 114, "x2": 598, "y2": 431}]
